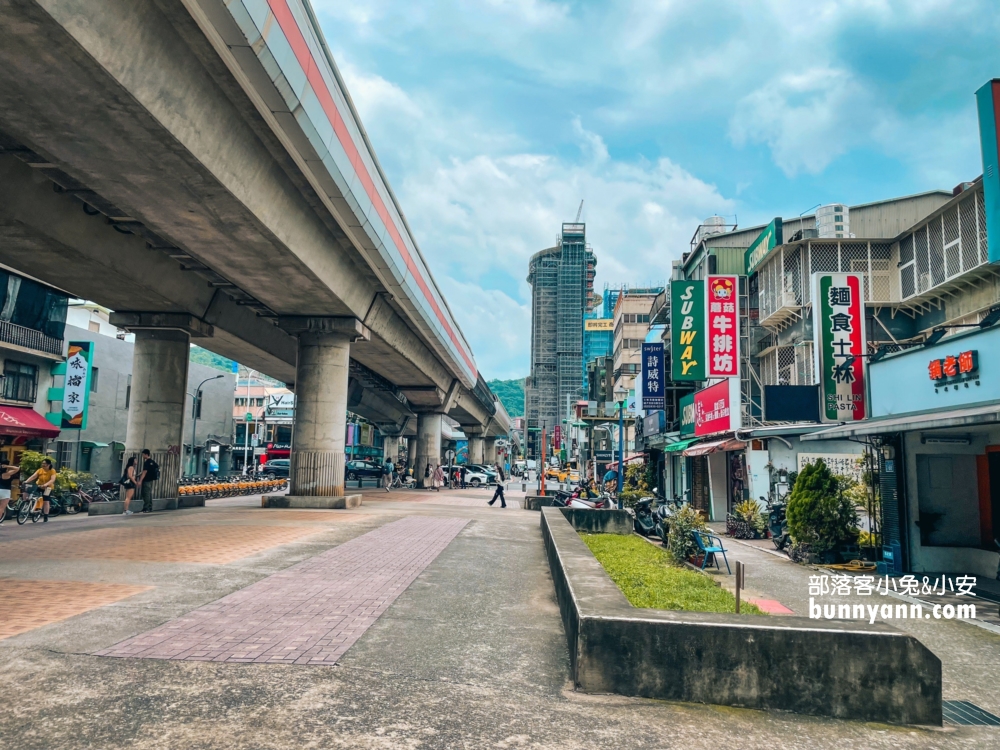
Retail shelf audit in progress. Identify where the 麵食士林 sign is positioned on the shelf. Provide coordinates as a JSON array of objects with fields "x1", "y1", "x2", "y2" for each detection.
[{"x1": 813, "y1": 273, "x2": 867, "y2": 422}]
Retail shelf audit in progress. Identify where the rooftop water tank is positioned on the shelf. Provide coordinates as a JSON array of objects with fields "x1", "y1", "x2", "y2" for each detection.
[{"x1": 816, "y1": 204, "x2": 850, "y2": 239}]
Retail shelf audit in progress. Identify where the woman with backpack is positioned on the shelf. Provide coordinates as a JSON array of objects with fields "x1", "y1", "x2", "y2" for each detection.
[{"x1": 120, "y1": 456, "x2": 138, "y2": 515}]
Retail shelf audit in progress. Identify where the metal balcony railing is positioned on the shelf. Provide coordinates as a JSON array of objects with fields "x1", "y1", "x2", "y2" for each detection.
[{"x1": 0, "y1": 319, "x2": 63, "y2": 355}]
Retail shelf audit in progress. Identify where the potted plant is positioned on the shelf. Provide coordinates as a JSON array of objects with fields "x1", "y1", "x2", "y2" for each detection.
[
  {"x1": 786, "y1": 459, "x2": 858, "y2": 562},
  {"x1": 667, "y1": 504, "x2": 708, "y2": 565},
  {"x1": 727, "y1": 499, "x2": 762, "y2": 539}
]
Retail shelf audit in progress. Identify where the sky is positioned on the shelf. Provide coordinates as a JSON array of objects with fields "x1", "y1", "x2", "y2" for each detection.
[{"x1": 313, "y1": 0, "x2": 1000, "y2": 380}]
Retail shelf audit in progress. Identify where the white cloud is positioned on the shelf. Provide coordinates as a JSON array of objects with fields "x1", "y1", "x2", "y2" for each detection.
[{"x1": 729, "y1": 67, "x2": 875, "y2": 177}]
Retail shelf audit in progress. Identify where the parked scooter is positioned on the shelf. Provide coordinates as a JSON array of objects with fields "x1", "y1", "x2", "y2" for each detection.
[
  {"x1": 654, "y1": 490, "x2": 686, "y2": 545},
  {"x1": 765, "y1": 494, "x2": 790, "y2": 550},
  {"x1": 632, "y1": 487, "x2": 667, "y2": 536}
]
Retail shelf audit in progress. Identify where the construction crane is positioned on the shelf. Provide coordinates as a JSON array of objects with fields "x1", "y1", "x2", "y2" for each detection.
[{"x1": 575, "y1": 200, "x2": 584, "y2": 222}]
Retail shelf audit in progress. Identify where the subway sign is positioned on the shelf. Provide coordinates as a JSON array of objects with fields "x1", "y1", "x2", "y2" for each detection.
[
  {"x1": 744, "y1": 217, "x2": 783, "y2": 275},
  {"x1": 670, "y1": 280, "x2": 705, "y2": 380}
]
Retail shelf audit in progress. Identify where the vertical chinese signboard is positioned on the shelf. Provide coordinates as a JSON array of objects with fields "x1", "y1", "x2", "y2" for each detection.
[
  {"x1": 670, "y1": 280, "x2": 705, "y2": 380},
  {"x1": 975, "y1": 79, "x2": 1000, "y2": 262},
  {"x1": 706, "y1": 275, "x2": 739, "y2": 378},
  {"x1": 61, "y1": 341, "x2": 94, "y2": 429},
  {"x1": 813, "y1": 273, "x2": 867, "y2": 422},
  {"x1": 641, "y1": 342, "x2": 665, "y2": 410}
]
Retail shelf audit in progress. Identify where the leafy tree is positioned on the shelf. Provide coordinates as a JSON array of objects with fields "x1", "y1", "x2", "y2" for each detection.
[
  {"x1": 486, "y1": 378, "x2": 525, "y2": 417},
  {"x1": 786, "y1": 459, "x2": 858, "y2": 554},
  {"x1": 17, "y1": 449, "x2": 46, "y2": 478},
  {"x1": 618, "y1": 461, "x2": 649, "y2": 508}
]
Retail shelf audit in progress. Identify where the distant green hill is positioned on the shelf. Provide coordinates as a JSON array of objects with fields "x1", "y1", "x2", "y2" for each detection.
[
  {"x1": 488, "y1": 378, "x2": 525, "y2": 417},
  {"x1": 189, "y1": 345, "x2": 235, "y2": 373}
]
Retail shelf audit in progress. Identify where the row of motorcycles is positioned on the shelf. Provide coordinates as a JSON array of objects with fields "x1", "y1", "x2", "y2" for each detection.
[
  {"x1": 631, "y1": 488, "x2": 790, "y2": 549},
  {"x1": 547, "y1": 480, "x2": 614, "y2": 510}
]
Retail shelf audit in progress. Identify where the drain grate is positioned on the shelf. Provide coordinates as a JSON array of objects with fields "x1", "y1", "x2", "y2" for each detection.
[{"x1": 943, "y1": 700, "x2": 1000, "y2": 726}]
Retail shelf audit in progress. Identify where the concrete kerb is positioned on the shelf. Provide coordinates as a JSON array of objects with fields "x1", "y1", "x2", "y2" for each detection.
[
  {"x1": 261, "y1": 494, "x2": 363, "y2": 509},
  {"x1": 88, "y1": 497, "x2": 184, "y2": 515},
  {"x1": 540, "y1": 506, "x2": 943, "y2": 726}
]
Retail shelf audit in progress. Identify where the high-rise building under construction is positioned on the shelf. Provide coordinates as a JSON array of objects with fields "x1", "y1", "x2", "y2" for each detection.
[{"x1": 524, "y1": 222, "x2": 596, "y2": 459}]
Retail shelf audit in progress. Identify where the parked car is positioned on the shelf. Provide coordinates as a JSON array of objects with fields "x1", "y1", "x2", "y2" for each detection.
[
  {"x1": 261, "y1": 459, "x2": 290, "y2": 479},
  {"x1": 345, "y1": 460, "x2": 382, "y2": 480},
  {"x1": 463, "y1": 467, "x2": 496, "y2": 487}
]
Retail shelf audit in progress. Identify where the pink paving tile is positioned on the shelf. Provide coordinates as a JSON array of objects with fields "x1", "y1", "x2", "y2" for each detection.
[
  {"x1": 746, "y1": 597, "x2": 795, "y2": 615},
  {"x1": 95, "y1": 516, "x2": 468, "y2": 665}
]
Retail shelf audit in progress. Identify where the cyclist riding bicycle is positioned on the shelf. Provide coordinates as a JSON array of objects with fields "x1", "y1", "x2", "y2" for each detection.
[{"x1": 23, "y1": 458, "x2": 57, "y2": 523}]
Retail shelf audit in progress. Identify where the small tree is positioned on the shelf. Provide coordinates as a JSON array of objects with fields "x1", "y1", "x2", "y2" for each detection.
[
  {"x1": 786, "y1": 459, "x2": 858, "y2": 554},
  {"x1": 16, "y1": 450, "x2": 47, "y2": 478},
  {"x1": 667, "y1": 504, "x2": 708, "y2": 563},
  {"x1": 618, "y1": 461, "x2": 649, "y2": 508}
]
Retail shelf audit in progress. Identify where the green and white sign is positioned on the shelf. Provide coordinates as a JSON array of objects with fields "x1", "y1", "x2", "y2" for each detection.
[
  {"x1": 61, "y1": 340, "x2": 94, "y2": 429},
  {"x1": 679, "y1": 393, "x2": 695, "y2": 437},
  {"x1": 744, "y1": 217, "x2": 783, "y2": 275},
  {"x1": 670, "y1": 280, "x2": 705, "y2": 380},
  {"x1": 813, "y1": 273, "x2": 868, "y2": 423}
]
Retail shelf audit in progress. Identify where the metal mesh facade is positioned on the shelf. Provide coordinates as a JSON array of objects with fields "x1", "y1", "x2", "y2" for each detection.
[{"x1": 897, "y1": 187, "x2": 989, "y2": 301}]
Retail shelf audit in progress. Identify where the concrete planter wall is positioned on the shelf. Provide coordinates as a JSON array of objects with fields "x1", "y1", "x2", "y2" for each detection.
[{"x1": 541, "y1": 506, "x2": 942, "y2": 725}]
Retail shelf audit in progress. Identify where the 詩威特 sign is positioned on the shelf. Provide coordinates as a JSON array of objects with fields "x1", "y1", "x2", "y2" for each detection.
[
  {"x1": 61, "y1": 341, "x2": 94, "y2": 429},
  {"x1": 584, "y1": 318, "x2": 614, "y2": 331},
  {"x1": 670, "y1": 280, "x2": 705, "y2": 380},
  {"x1": 813, "y1": 273, "x2": 867, "y2": 422},
  {"x1": 641, "y1": 342, "x2": 665, "y2": 410},
  {"x1": 680, "y1": 393, "x2": 695, "y2": 437},
  {"x1": 745, "y1": 218, "x2": 783, "y2": 275},
  {"x1": 693, "y1": 378, "x2": 741, "y2": 437},
  {"x1": 706, "y1": 275, "x2": 740, "y2": 378}
]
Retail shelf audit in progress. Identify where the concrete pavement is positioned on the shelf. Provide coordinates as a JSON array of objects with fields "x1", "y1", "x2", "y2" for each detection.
[{"x1": 0, "y1": 488, "x2": 993, "y2": 748}]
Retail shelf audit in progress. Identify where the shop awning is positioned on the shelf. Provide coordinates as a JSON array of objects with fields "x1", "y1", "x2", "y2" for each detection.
[
  {"x1": 80, "y1": 441, "x2": 109, "y2": 449},
  {"x1": 800, "y1": 401, "x2": 1000, "y2": 442},
  {"x1": 663, "y1": 438, "x2": 700, "y2": 453},
  {"x1": 682, "y1": 438, "x2": 746, "y2": 457},
  {"x1": 0, "y1": 406, "x2": 61, "y2": 438},
  {"x1": 604, "y1": 453, "x2": 645, "y2": 470}
]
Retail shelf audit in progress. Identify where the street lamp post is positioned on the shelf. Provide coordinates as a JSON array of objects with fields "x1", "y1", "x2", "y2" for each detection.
[
  {"x1": 614, "y1": 386, "x2": 628, "y2": 510},
  {"x1": 189, "y1": 374, "x2": 224, "y2": 476}
]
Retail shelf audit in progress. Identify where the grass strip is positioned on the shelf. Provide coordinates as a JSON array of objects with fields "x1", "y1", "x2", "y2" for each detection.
[{"x1": 580, "y1": 532, "x2": 765, "y2": 615}]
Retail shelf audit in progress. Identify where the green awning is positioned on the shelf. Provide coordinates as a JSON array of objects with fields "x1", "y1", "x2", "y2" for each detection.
[
  {"x1": 80, "y1": 441, "x2": 109, "y2": 449},
  {"x1": 663, "y1": 438, "x2": 700, "y2": 453}
]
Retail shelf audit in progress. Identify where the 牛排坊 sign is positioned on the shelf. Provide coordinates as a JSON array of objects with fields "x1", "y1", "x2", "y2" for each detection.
[
  {"x1": 61, "y1": 340, "x2": 94, "y2": 429},
  {"x1": 744, "y1": 218, "x2": 783, "y2": 275},
  {"x1": 641, "y1": 342, "x2": 665, "y2": 410},
  {"x1": 670, "y1": 280, "x2": 705, "y2": 380},
  {"x1": 706, "y1": 275, "x2": 740, "y2": 378},
  {"x1": 813, "y1": 273, "x2": 867, "y2": 423}
]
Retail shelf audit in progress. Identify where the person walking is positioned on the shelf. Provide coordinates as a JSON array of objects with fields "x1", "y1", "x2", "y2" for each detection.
[
  {"x1": 23, "y1": 458, "x2": 57, "y2": 522},
  {"x1": 487, "y1": 462, "x2": 506, "y2": 508},
  {"x1": 382, "y1": 457, "x2": 394, "y2": 492},
  {"x1": 136, "y1": 449, "x2": 160, "y2": 513},
  {"x1": 459, "y1": 465, "x2": 467, "y2": 489},
  {"x1": 0, "y1": 458, "x2": 20, "y2": 526},
  {"x1": 432, "y1": 463, "x2": 445, "y2": 491},
  {"x1": 424, "y1": 462, "x2": 432, "y2": 490},
  {"x1": 120, "y1": 456, "x2": 138, "y2": 515}
]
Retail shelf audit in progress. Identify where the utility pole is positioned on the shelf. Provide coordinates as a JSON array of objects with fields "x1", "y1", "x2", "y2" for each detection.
[{"x1": 242, "y1": 368, "x2": 256, "y2": 474}]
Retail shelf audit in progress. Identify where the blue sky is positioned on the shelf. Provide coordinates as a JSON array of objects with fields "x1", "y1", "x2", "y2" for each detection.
[{"x1": 313, "y1": 0, "x2": 1000, "y2": 380}]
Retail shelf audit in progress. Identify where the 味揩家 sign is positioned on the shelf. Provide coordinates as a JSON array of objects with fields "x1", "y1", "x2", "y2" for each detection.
[
  {"x1": 61, "y1": 341, "x2": 94, "y2": 429},
  {"x1": 706, "y1": 275, "x2": 740, "y2": 378},
  {"x1": 670, "y1": 280, "x2": 705, "y2": 380},
  {"x1": 813, "y1": 273, "x2": 867, "y2": 422},
  {"x1": 641, "y1": 342, "x2": 665, "y2": 410}
]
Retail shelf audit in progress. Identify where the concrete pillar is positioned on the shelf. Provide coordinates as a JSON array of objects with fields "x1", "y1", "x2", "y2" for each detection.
[
  {"x1": 279, "y1": 317, "x2": 369, "y2": 499},
  {"x1": 124, "y1": 329, "x2": 189, "y2": 499},
  {"x1": 484, "y1": 437, "x2": 497, "y2": 465},
  {"x1": 383, "y1": 435, "x2": 399, "y2": 463},
  {"x1": 468, "y1": 435, "x2": 485, "y2": 465},
  {"x1": 414, "y1": 412, "x2": 442, "y2": 488}
]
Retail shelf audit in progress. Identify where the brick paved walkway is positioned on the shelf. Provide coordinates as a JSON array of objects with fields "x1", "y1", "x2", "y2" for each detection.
[
  {"x1": 0, "y1": 579, "x2": 152, "y2": 640},
  {"x1": 95, "y1": 516, "x2": 468, "y2": 665}
]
